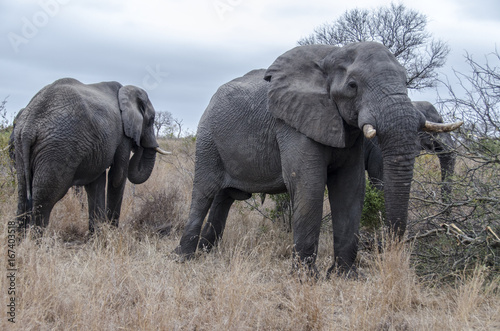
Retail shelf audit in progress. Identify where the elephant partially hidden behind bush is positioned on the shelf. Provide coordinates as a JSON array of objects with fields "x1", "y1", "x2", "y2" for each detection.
[
  {"x1": 12, "y1": 78, "x2": 169, "y2": 234},
  {"x1": 364, "y1": 101, "x2": 457, "y2": 202}
]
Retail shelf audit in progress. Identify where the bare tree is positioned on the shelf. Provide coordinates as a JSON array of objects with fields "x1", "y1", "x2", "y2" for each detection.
[
  {"x1": 0, "y1": 97, "x2": 9, "y2": 130},
  {"x1": 154, "y1": 110, "x2": 174, "y2": 138},
  {"x1": 298, "y1": 3, "x2": 449, "y2": 90},
  {"x1": 173, "y1": 118, "x2": 183, "y2": 139},
  {"x1": 407, "y1": 49, "x2": 500, "y2": 278},
  {"x1": 442, "y1": 51, "x2": 500, "y2": 139}
]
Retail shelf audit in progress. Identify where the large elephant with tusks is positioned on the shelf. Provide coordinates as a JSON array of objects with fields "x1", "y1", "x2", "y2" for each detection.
[{"x1": 175, "y1": 42, "x2": 462, "y2": 276}]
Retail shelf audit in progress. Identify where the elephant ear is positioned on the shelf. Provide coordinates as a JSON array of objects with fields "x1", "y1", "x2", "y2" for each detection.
[
  {"x1": 119, "y1": 85, "x2": 145, "y2": 147},
  {"x1": 264, "y1": 45, "x2": 347, "y2": 148}
]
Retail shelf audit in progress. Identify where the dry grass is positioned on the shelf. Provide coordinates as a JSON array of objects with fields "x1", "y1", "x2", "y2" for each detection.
[{"x1": 1, "y1": 139, "x2": 499, "y2": 330}]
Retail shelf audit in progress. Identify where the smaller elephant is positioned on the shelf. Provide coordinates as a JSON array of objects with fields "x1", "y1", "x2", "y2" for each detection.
[
  {"x1": 364, "y1": 101, "x2": 456, "y2": 202},
  {"x1": 13, "y1": 78, "x2": 169, "y2": 234}
]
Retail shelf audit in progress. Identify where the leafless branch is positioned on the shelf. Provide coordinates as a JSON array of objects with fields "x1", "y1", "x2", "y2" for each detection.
[{"x1": 298, "y1": 3, "x2": 449, "y2": 90}]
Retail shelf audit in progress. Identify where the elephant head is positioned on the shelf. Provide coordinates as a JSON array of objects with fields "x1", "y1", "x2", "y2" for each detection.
[
  {"x1": 364, "y1": 101, "x2": 458, "y2": 203},
  {"x1": 265, "y1": 42, "x2": 461, "y2": 237},
  {"x1": 413, "y1": 101, "x2": 457, "y2": 202},
  {"x1": 119, "y1": 86, "x2": 170, "y2": 184}
]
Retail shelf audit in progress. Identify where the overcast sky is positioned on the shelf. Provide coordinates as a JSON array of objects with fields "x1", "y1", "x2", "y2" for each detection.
[{"x1": 1, "y1": 0, "x2": 499, "y2": 132}]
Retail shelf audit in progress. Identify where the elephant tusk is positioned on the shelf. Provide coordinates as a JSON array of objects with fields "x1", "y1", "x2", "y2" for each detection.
[
  {"x1": 155, "y1": 147, "x2": 172, "y2": 155},
  {"x1": 363, "y1": 124, "x2": 377, "y2": 139},
  {"x1": 423, "y1": 120, "x2": 463, "y2": 133},
  {"x1": 1, "y1": 144, "x2": 11, "y2": 152}
]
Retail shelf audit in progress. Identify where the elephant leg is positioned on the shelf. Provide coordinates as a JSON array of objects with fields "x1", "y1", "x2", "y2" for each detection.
[
  {"x1": 85, "y1": 172, "x2": 107, "y2": 233},
  {"x1": 16, "y1": 173, "x2": 30, "y2": 231},
  {"x1": 175, "y1": 190, "x2": 215, "y2": 259},
  {"x1": 176, "y1": 169, "x2": 223, "y2": 259},
  {"x1": 275, "y1": 128, "x2": 329, "y2": 275},
  {"x1": 198, "y1": 188, "x2": 237, "y2": 252},
  {"x1": 175, "y1": 137, "x2": 225, "y2": 259},
  {"x1": 326, "y1": 152, "x2": 365, "y2": 278},
  {"x1": 289, "y1": 185, "x2": 326, "y2": 275},
  {"x1": 31, "y1": 193, "x2": 58, "y2": 230},
  {"x1": 364, "y1": 138, "x2": 384, "y2": 191},
  {"x1": 28, "y1": 195, "x2": 57, "y2": 237},
  {"x1": 366, "y1": 160, "x2": 384, "y2": 191},
  {"x1": 107, "y1": 163, "x2": 128, "y2": 227},
  {"x1": 31, "y1": 169, "x2": 73, "y2": 230}
]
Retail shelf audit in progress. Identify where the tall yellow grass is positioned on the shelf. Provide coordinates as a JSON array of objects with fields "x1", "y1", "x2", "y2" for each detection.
[{"x1": 1, "y1": 139, "x2": 499, "y2": 330}]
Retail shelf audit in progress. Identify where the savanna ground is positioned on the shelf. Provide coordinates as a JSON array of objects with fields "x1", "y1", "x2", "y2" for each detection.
[{"x1": 1, "y1": 137, "x2": 499, "y2": 330}]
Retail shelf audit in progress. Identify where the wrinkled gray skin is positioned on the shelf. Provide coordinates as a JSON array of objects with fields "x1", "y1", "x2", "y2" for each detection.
[
  {"x1": 13, "y1": 78, "x2": 162, "y2": 233},
  {"x1": 175, "y1": 42, "x2": 428, "y2": 276},
  {"x1": 364, "y1": 101, "x2": 456, "y2": 202}
]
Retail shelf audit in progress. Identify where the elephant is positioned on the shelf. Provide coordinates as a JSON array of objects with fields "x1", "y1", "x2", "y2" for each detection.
[
  {"x1": 13, "y1": 78, "x2": 169, "y2": 234},
  {"x1": 364, "y1": 101, "x2": 457, "y2": 202},
  {"x1": 174, "y1": 42, "x2": 462, "y2": 276}
]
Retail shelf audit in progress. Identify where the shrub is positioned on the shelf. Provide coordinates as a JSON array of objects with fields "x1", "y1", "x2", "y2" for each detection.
[
  {"x1": 268, "y1": 193, "x2": 293, "y2": 231},
  {"x1": 361, "y1": 181, "x2": 385, "y2": 231},
  {"x1": 0, "y1": 127, "x2": 16, "y2": 198},
  {"x1": 129, "y1": 186, "x2": 185, "y2": 237},
  {"x1": 408, "y1": 49, "x2": 500, "y2": 280}
]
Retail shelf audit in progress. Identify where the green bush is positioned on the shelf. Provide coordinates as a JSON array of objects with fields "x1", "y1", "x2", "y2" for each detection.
[
  {"x1": 268, "y1": 193, "x2": 293, "y2": 231},
  {"x1": 361, "y1": 181, "x2": 385, "y2": 231},
  {"x1": 248, "y1": 182, "x2": 386, "y2": 233},
  {"x1": 0, "y1": 127, "x2": 16, "y2": 198}
]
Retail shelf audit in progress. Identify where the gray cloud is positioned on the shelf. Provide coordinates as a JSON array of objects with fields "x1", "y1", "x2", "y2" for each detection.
[
  {"x1": 1, "y1": 0, "x2": 499, "y2": 131},
  {"x1": 455, "y1": 0, "x2": 500, "y2": 21}
]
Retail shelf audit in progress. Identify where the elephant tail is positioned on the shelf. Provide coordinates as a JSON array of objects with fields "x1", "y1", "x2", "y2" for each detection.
[{"x1": 21, "y1": 137, "x2": 33, "y2": 212}]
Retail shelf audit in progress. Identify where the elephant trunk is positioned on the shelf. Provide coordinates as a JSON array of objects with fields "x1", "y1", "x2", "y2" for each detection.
[
  {"x1": 380, "y1": 149, "x2": 416, "y2": 237},
  {"x1": 438, "y1": 151, "x2": 455, "y2": 203},
  {"x1": 376, "y1": 101, "x2": 421, "y2": 238},
  {"x1": 128, "y1": 146, "x2": 157, "y2": 184},
  {"x1": 435, "y1": 133, "x2": 456, "y2": 204}
]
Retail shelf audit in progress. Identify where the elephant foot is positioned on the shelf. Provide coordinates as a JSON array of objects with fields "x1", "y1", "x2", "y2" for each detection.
[
  {"x1": 15, "y1": 223, "x2": 29, "y2": 240},
  {"x1": 21, "y1": 225, "x2": 45, "y2": 245},
  {"x1": 26, "y1": 225, "x2": 44, "y2": 239},
  {"x1": 292, "y1": 255, "x2": 320, "y2": 281},
  {"x1": 326, "y1": 264, "x2": 359, "y2": 280},
  {"x1": 198, "y1": 237, "x2": 216, "y2": 253},
  {"x1": 172, "y1": 245, "x2": 196, "y2": 262},
  {"x1": 88, "y1": 223, "x2": 95, "y2": 235}
]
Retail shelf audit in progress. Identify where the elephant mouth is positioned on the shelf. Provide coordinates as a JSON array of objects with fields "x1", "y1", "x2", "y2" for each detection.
[{"x1": 133, "y1": 144, "x2": 171, "y2": 155}]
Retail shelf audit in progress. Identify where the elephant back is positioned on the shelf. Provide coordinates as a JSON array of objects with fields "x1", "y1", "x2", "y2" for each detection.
[
  {"x1": 19, "y1": 78, "x2": 124, "y2": 170},
  {"x1": 200, "y1": 69, "x2": 270, "y2": 133}
]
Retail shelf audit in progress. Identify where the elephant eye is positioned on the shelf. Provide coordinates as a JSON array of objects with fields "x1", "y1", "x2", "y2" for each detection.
[{"x1": 347, "y1": 81, "x2": 357, "y2": 89}]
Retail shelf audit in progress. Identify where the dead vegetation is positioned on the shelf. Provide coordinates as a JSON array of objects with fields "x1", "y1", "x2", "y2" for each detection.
[{"x1": 0, "y1": 138, "x2": 499, "y2": 330}]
